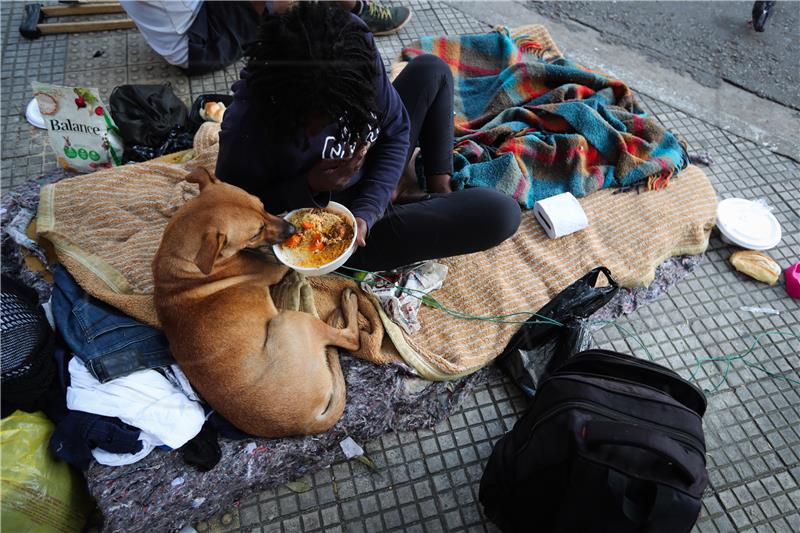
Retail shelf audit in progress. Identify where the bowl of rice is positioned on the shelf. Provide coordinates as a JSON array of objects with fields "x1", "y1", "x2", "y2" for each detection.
[{"x1": 272, "y1": 202, "x2": 357, "y2": 276}]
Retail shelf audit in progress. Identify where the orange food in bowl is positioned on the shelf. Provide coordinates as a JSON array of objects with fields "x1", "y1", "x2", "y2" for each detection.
[{"x1": 279, "y1": 208, "x2": 354, "y2": 268}]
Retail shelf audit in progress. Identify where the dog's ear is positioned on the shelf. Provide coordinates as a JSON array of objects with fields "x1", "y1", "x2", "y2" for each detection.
[
  {"x1": 195, "y1": 229, "x2": 227, "y2": 275},
  {"x1": 186, "y1": 167, "x2": 220, "y2": 191}
]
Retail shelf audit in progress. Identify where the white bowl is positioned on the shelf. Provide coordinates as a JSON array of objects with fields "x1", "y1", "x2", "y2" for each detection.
[
  {"x1": 26, "y1": 98, "x2": 46, "y2": 129},
  {"x1": 272, "y1": 202, "x2": 357, "y2": 276}
]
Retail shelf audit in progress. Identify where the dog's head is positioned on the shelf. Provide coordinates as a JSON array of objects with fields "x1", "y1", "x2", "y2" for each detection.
[{"x1": 185, "y1": 168, "x2": 296, "y2": 275}]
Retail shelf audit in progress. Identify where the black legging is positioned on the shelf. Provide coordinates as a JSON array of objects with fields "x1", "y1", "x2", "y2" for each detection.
[
  {"x1": 186, "y1": 1, "x2": 260, "y2": 76},
  {"x1": 346, "y1": 55, "x2": 522, "y2": 272}
]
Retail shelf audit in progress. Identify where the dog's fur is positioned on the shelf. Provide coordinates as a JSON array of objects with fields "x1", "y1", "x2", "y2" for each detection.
[{"x1": 153, "y1": 169, "x2": 360, "y2": 437}]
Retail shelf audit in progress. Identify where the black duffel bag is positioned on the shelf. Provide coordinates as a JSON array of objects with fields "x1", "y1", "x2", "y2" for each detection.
[{"x1": 480, "y1": 349, "x2": 708, "y2": 533}]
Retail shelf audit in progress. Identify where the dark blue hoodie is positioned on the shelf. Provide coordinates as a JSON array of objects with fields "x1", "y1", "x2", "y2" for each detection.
[{"x1": 215, "y1": 19, "x2": 410, "y2": 231}]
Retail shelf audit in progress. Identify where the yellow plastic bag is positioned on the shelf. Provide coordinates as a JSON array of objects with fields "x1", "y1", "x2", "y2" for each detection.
[{"x1": 1, "y1": 411, "x2": 91, "y2": 533}]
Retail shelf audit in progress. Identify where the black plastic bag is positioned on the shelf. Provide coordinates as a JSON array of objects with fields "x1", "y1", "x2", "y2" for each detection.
[
  {"x1": 109, "y1": 84, "x2": 189, "y2": 151},
  {"x1": 126, "y1": 129, "x2": 195, "y2": 163},
  {"x1": 496, "y1": 267, "x2": 619, "y2": 395}
]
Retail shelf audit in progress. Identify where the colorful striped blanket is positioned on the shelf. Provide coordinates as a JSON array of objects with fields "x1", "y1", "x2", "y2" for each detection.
[{"x1": 401, "y1": 27, "x2": 688, "y2": 207}]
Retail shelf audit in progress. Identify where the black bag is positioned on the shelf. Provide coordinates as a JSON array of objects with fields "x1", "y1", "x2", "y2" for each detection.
[
  {"x1": 480, "y1": 349, "x2": 708, "y2": 533},
  {"x1": 109, "y1": 84, "x2": 191, "y2": 160},
  {"x1": 1, "y1": 276, "x2": 56, "y2": 417},
  {"x1": 497, "y1": 267, "x2": 619, "y2": 395}
]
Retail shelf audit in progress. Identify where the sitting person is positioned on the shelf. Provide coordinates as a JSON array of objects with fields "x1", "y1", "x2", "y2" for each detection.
[
  {"x1": 216, "y1": 2, "x2": 521, "y2": 272},
  {"x1": 120, "y1": 0, "x2": 411, "y2": 76}
]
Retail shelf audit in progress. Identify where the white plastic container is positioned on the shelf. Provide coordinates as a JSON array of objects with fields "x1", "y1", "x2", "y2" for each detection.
[
  {"x1": 716, "y1": 198, "x2": 782, "y2": 251},
  {"x1": 25, "y1": 97, "x2": 46, "y2": 129},
  {"x1": 272, "y1": 202, "x2": 357, "y2": 276}
]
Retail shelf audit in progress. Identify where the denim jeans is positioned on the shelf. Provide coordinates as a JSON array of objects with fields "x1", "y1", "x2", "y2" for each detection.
[{"x1": 50, "y1": 266, "x2": 174, "y2": 382}]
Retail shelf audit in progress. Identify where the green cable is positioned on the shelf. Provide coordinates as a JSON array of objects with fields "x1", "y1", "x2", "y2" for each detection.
[
  {"x1": 584, "y1": 319, "x2": 655, "y2": 361},
  {"x1": 687, "y1": 329, "x2": 800, "y2": 392},
  {"x1": 332, "y1": 266, "x2": 799, "y2": 391},
  {"x1": 334, "y1": 266, "x2": 564, "y2": 327}
]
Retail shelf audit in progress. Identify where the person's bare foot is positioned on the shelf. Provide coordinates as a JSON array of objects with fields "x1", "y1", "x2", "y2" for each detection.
[{"x1": 392, "y1": 147, "x2": 424, "y2": 203}]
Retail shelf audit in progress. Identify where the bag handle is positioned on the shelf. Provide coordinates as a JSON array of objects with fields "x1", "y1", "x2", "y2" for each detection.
[{"x1": 584, "y1": 420, "x2": 700, "y2": 485}]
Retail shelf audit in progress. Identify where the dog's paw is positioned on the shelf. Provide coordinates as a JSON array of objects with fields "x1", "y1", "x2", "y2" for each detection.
[
  {"x1": 341, "y1": 288, "x2": 357, "y2": 310},
  {"x1": 326, "y1": 309, "x2": 344, "y2": 327}
]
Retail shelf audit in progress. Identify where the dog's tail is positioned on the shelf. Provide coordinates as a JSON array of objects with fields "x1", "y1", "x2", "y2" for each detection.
[{"x1": 313, "y1": 346, "x2": 347, "y2": 429}]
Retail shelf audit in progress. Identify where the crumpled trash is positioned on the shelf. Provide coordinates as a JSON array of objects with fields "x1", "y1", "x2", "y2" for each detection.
[
  {"x1": 3, "y1": 207, "x2": 49, "y2": 269},
  {"x1": 339, "y1": 437, "x2": 364, "y2": 459},
  {"x1": 361, "y1": 262, "x2": 448, "y2": 334},
  {"x1": 739, "y1": 306, "x2": 780, "y2": 316}
]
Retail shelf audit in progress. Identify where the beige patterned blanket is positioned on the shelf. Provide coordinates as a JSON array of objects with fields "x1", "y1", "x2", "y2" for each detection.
[
  {"x1": 38, "y1": 22, "x2": 719, "y2": 382},
  {"x1": 37, "y1": 121, "x2": 716, "y2": 379}
]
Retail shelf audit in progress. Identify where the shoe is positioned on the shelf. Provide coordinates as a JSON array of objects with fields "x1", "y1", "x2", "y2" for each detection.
[
  {"x1": 752, "y1": 1, "x2": 776, "y2": 32},
  {"x1": 358, "y1": 1, "x2": 412, "y2": 36}
]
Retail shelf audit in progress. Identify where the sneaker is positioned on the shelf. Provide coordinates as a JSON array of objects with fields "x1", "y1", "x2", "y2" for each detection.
[{"x1": 358, "y1": 2, "x2": 412, "y2": 36}]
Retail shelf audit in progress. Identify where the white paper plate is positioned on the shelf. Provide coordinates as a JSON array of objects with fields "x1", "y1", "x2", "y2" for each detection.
[
  {"x1": 717, "y1": 198, "x2": 781, "y2": 250},
  {"x1": 25, "y1": 97, "x2": 46, "y2": 129}
]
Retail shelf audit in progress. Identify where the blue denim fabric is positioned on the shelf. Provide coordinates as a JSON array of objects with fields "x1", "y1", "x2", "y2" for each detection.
[{"x1": 50, "y1": 266, "x2": 174, "y2": 382}]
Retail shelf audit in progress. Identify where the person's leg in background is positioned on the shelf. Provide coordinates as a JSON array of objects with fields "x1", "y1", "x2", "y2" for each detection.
[
  {"x1": 185, "y1": 1, "x2": 261, "y2": 76},
  {"x1": 347, "y1": 189, "x2": 522, "y2": 272},
  {"x1": 271, "y1": 1, "x2": 411, "y2": 36},
  {"x1": 391, "y1": 54, "x2": 455, "y2": 197},
  {"x1": 347, "y1": 54, "x2": 522, "y2": 272}
]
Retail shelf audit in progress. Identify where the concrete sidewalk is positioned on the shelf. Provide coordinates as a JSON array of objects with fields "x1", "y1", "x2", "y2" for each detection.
[{"x1": 1, "y1": 1, "x2": 798, "y2": 532}]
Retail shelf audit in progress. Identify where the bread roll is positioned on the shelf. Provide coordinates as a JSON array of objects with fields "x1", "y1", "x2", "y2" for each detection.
[
  {"x1": 730, "y1": 250, "x2": 781, "y2": 285},
  {"x1": 201, "y1": 101, "x2": 226, "y2": 122}
]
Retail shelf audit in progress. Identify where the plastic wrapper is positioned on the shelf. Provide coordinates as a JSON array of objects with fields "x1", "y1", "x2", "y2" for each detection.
[
  {"x1": 362, "y1": 262, "x2": 448, "y2": 334},
  {"x1": 496, "y1": 266, "x2": 619, "y2": 395},
  {"x1": 0, "y1": 411, "x2": 91, "y2": 533}
]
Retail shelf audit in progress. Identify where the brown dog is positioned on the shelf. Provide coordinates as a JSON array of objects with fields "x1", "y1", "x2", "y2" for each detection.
[{"x1": 153, "y1": 168, "x2": 360, "y2": 437}]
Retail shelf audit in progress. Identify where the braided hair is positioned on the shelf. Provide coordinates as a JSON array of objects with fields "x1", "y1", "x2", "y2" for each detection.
[{"x1": 244, "y1": 2, "x2": 380, "y2": 145}]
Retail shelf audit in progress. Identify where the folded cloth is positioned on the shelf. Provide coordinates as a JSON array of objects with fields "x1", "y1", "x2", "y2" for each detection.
[
  {"x1": 91, "y1": 441, "x2": 156, "y2": 467},
  {"x1": 180, "y1": 425, "x2": 221, "y2": 472},
  {"x1": 51, "y1": 411, "x2": 145, "y2": 470},
  {"x1": 47, "y1": 347, "x2": 146, "y2": 470},
  {"x1": 401, "y1": 26, "x2": 688, "y2": 207},
  {"x1": 51, "y1": 265, "x2": 174, "y2": 382},
  {"x1": 66, "y1": 358, "x2": 205, "y2": 451}
]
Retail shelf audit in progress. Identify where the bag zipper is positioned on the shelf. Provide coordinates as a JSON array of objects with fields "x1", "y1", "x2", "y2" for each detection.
[
  {"x1": 554, "y1": 373, "x2": 704, "y2": 423},
  {"x1": 518, "y1": 398, "x2": 705, "y2": 458},
  {"x1": 553, "y1": 351, "x2": 707, "y2": 412},
  {"x1": 557, "y1": 350, "x2": 684, "y2": 382}
]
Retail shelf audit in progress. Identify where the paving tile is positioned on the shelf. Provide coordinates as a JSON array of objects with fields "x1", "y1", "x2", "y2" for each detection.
[
  {"x1": 66, "y1": 31, "x2": 128, "y2": 72},
  {"x1": 127, "y1": 63, "x2": 191, "y2": 103},
  {"x1": 126, "y1": 31, "x2": 167, "y2": 66}
]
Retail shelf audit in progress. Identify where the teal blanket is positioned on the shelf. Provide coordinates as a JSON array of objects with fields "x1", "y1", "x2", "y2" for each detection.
[{"x1": 402, "y1": 29, "x2": 688, "y2": 207}]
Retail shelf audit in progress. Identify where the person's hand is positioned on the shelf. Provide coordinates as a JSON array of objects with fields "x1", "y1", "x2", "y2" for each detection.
[
  {"x1": 355, "y1": 217, "x2": 368, "y2": 247},
  {"x1": 307, "y1": 143, "x2": 369, "y2": 194}
]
